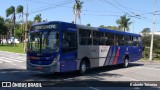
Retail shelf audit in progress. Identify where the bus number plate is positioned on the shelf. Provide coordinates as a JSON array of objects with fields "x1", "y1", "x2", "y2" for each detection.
[{"x1": 36, "y1": 66, "x2": 42, "y2": 69}]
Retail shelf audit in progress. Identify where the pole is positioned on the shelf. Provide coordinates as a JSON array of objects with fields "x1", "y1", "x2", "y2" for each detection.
[
  {"x1": 74, "y1": 0, "x2": 78, "y2": 24},
  {"x1": 149, "y1": 0, "x2": 156, "y2": 61},
  {"x1": 24, "y1": 0, "x2": 28, "y2": 53}
]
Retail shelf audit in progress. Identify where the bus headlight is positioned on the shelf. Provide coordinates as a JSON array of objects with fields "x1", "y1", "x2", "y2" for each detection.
[{"x1": 52, "y1": 54, "x2": 60, "y2": 63}]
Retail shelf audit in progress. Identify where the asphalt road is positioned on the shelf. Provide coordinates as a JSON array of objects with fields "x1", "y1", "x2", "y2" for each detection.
[{"x1": 0, "y1": 51, "x2": 160, "y2": 90}]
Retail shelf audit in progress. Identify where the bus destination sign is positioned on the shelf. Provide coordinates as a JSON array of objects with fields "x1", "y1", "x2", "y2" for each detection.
[{"x1": 33, "y1": 24, "x2": 57, "y2": 30}]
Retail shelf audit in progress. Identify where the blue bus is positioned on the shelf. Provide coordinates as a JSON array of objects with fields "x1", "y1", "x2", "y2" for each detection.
[{"x1": 27, "y1": 21, "x2": 142, "y2": 75}]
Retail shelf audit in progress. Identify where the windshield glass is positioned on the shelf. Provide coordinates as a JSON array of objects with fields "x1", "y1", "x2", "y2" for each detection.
[{"x1": 28, "y1": 30, "x2": 59, "y2": 53}]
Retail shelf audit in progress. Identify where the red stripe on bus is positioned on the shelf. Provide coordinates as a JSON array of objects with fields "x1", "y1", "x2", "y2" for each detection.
[{"x1": 113, "y1": 47, "x2": 120, "y2": 65}]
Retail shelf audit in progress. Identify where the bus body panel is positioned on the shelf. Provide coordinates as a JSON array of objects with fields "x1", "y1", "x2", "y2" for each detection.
[
  {"x1": 27, "y1": 21, "x2": 142, "y2": 73},
  {"x1": 60, "y1": 51, "x2": 77, "y2": 72}
]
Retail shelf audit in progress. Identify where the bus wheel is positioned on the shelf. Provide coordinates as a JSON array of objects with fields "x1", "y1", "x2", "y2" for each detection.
[
  {"x1": 79, "y1": 61, "x2": 87, "y2": 75},
  {"x1": 123, "y1": 58, "x2": 129, "y2": 68}
]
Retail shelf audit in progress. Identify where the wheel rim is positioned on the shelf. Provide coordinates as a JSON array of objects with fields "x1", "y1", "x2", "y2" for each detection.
[{"x1": 81, "y1": 63, "x2": 86, "y2": 73}]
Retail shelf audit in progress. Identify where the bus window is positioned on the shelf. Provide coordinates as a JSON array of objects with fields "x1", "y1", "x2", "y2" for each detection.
[
  {"x1": 124, "y1": 35, "x2": 132, "y2": 46},
  {"x1": 79, "y1": 29, "x2": 92, "y2": 45},
  {"x1": 115, "y1": 34, "x2": 124, "y2": 46},
  {"x1": 93, "y1": 31, "x2": 104, "y2": 45},
  {"x1": 132, "y1": 36, "x2": 139, "y2": 46},
  {"x1": 62, "y1": 31, "x2": 77, "y2": 53},
  {"x1": 105, "y1": 33, "x2": 114, "y2": 45}
]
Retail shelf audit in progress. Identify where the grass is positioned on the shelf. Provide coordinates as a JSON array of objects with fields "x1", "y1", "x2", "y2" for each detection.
[{"x1": 0, "y1": 43, "x2": 24, "y2": 54}]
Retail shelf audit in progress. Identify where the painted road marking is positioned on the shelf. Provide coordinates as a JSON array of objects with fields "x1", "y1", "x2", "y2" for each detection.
[
  {"x1": 0, "y1": 55, "x2": 25, "y2": 60},
  {"x1": 0, "y1": 58, "x2": 12, "y2": 62},
  {"x1": 0, "y1": 57, "x2": 25, "y2": 62}
]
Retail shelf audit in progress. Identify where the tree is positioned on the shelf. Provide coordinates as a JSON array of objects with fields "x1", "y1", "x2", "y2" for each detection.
[
  {"x1": 16, "y1": 5, "x2": 24, "y2": 42},
  {"x1": 73, "y1": 0, "x2": 83, "y2": 24},
  {"x1": 116, "y1": 15, "x2": 132, "y2": 32},
  {"x1": 99, "y1": 25, "x2": 119, "y2": 30},
  {"x1": 5, "y1": 18, "x2": 12, "y2": 40},
  {"x1": 106, "y1": 26, "x2": 119, "y2": 30},
  {"x1": 6, "y1": 6, "x2": 16, "y2": 37},
  {"x1": 0, "y1": 16, "x2": 8, "y2": 45},
  {"x1": 86, "y1": 23, "x2": 91, "y2": 26},
  {"x1": 141, "y1": 28, "x2": 150, "y2": 35},
  {"x1": 34, "y1": 14, "x2": 42, "y2": 23},
  {"x1": 142, "y1": 34, "x2": 160, "y2": 59},
  {"x1": 99, "y1": 25, "x2": 106, "y2": 28}
]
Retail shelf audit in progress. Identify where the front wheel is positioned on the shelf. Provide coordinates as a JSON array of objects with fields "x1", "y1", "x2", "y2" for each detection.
[
  {"x1": 79, "y1": 61, "x2": 87, "y2": 75},
  {"x1": 123, "y1": 58, "x2": 129, "y2": 68}
]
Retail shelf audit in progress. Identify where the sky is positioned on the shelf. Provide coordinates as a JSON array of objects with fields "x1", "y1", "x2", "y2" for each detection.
[{"x1": 0, "y1": 0, "x2": 160, "y2": 34}]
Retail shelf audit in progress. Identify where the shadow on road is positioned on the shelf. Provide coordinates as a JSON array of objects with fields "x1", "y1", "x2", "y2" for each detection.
[
  {"x1": 0, "y1": 63, "x2": 144, "y2": 81},
  {"x1": 33, "y1": 63, "x2": 144, "y2": 80},
  {"x1": 1, "y1": 63, "x2": 159, "y2": 90}
]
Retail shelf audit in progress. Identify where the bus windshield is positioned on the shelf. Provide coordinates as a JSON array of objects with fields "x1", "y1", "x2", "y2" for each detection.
[{"x1": 28, "y1": 30, "x2": 59, "y2": 53}]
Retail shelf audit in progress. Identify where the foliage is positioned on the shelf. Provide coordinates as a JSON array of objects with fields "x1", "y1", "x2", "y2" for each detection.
[
  {"x1": 143, "y1": 48, "x2": 150, "y2": 58},
  {"x1": 116, "y1": 15, "x2": 132, "y2": 32},
  {"x1": 16, "y1": 5, "x2": 24, "y2": 42},
  {"x1": 6, "y1": 6, "x2": 16, "y2": 36},
  {"x1": 0, "y1": 16, "x2": 8, "y2": 35},
  {"x1": 106, "y1": 26, "x2": 119, "y2": 30},
  {"x1": 86, "y1": 23, "x2": 91, "y2": 26},
  {"x1": 142, "y1": 32, "x2": 160, "y2": 59},
  {"x1": 99, "y1": 25, "x2": 119, "y2": 30},
  {"x1": 73, "y1": 0, "x2": 83, "y2": 23},
  {"x1": 6, "y1": 6, "x2": 15, "y2": 17},
  {"x1": 141, "y1": 28, "x2": 150, "y2": 35},
  {"x1": 16, "y1": 5, "x2": 23, "y2": 15},
  {"x1": 34, "y1": 14, "x2": 42, "y2": 23}
]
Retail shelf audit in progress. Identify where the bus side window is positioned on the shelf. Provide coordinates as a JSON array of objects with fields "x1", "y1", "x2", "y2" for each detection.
[
  {"x1": 132, "y1": 36, "x2": 139, "y2": 46},
  {"x1": 105, "y1": 33, "x2": 114, "y2": 45},
  {"x1": 124, "y1": 35, "x2": 132, "y2": 46},
  {"x1": 62, "y1": 31, "x2": 77, "y2": 53},
  {"x1": 93, "y1": 31, "x2": 104, "y2": 45},
  {"x1": 115, "y1": 34, "x2": 124, "y2": 46},
  {"x1": 79, "y1": 29, "x2": 92, "y2": 45}
]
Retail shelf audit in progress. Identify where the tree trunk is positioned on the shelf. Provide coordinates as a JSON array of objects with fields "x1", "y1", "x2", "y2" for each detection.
[
  {"x1": 13, "y1": 13, "x2": 16, "y2": 46},
  {"x1": 74, "y1": 9, "x2": 77, "y2": 24}
]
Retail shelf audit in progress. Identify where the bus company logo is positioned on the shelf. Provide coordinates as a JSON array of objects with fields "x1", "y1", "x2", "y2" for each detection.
[{"x1": 2, "y1": 82, "x2": 11, "y2": 87}]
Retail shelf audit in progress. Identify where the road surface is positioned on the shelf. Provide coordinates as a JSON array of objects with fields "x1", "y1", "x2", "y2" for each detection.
[{"x1": 0, "y1": 51, "x2": 160, "y2": 90}]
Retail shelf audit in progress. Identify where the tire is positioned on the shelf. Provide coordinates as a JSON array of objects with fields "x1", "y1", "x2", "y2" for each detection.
[
  {"x1": 79, "y1": 60, "x2": 87, "y2": 75},
  {"x1": 123, "y1": 58, "x2": 129, "y2": 68}
]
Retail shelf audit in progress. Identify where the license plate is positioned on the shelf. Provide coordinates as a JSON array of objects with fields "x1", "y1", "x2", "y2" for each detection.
[{"x1": 36, "y1": 66, "x2": 42, "y2": 69}]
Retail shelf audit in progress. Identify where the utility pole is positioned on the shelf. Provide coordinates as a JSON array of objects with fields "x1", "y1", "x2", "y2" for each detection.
[
  {"x1": 149, "y1": 0, "x2": 156, "y2": 61},
  {"x1": 24, "y1": 0, "x2": 28, "y2": 53},
  {"x1": 74, "y1": 0, "x2": 78, "y2": 24}
]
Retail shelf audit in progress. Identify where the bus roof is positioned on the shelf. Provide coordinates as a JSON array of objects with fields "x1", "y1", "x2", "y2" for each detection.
[{"x1": 31, "y1": 21, "x2": 141, "y2": 37}]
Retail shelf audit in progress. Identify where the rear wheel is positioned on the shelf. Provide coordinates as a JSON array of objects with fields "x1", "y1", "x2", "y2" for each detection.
[{"x1": 79, "y1": 61, "x2": 87, "y2": 75}]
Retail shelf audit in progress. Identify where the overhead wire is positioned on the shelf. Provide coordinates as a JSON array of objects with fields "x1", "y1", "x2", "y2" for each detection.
[{"x1": 28, "y1": 0, "x2": 74, "y2": 14}]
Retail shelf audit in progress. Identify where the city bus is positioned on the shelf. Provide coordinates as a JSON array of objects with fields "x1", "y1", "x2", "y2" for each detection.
[{"x1": 27, "y1": 21, "x2": 142, "y2": 75}]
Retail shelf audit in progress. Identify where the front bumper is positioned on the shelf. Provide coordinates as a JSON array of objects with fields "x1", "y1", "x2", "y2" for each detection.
[{"x1": 27, "y1": 61, "x2": 60, "y2": 73}]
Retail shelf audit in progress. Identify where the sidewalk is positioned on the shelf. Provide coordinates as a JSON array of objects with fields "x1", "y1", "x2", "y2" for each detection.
[{"x1": 136, "y1": 59, "x2": 160, "y2": 64}]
